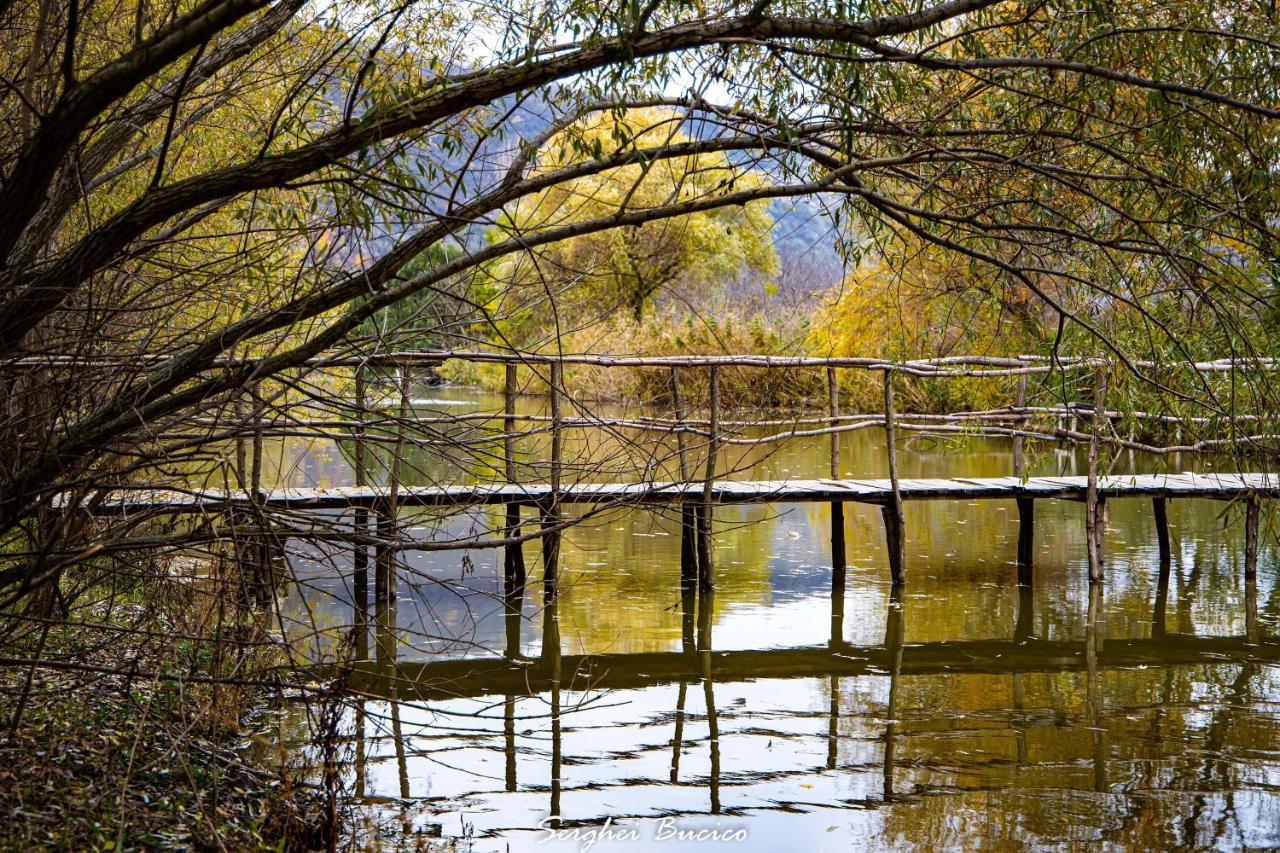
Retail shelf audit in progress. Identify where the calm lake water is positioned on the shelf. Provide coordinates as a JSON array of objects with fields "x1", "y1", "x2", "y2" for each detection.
[{"x1": 259, "y1": 385, "x2": 1280, "y2": 851}]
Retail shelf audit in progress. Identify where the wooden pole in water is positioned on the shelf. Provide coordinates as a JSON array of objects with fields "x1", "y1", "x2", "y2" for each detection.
[
  {"x1": 672, "y1": 367, "x2": 697, "y2": 588},
  {"x1": 828, "y1": 367, "x2": 846, "y2": 571},
  {"x1": 1013, "y1": 374, "x2": 1035, "y2": 583},
  {"x1": 503, "y1": 363, "x2": 525, "y2": 585},
  {"x1": 1153, "y1": 496, "x2": 1171, "y2": 570},
  {"x1": 353, "y1": 365, "x2": 369, "y2": 660},
  {"x1": 882, "y1": 369, "x2": 906, "y2": 585},
  {"x1": 1085, "y1": 366, "x2": 1108, "y2": 583},
  {"x1": 697, "y1": 365, "x2": 720, "y2": 590},
  {"x1": 1245, "y1": 496, "x2": 1260, "y2": 581},
  {"x1": 376, "y1": 365, "x2": 411, "y2": 663},
  {"x1": 542, "y1": 361, "x2": 563, "y2": 600}
]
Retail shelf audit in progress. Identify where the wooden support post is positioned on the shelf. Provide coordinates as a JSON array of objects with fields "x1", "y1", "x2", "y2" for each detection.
[
  {"x1": 541, "y1": 594, "x2": 564, "y2": 823},
  {"x1": 671, "y1": 680, "x2": 689, "y2": 783},
  {"x1": 1013, "y1": 375, "x2": 1035, "y2": 583},
  {"x1": 1016, "y1": 499, "x2": 1035, "y2": 584},
  {"x1": 697, "y1": 365, "x2": 720, "y2": 591},
  {"x1": 376, "y1": 365, "x2": 411, "y2": 664},
  {"x1": 501, "y1": 365, "x2": 526, "y2": 661},
  {"x1": 1153, "y1": 497, "x2": 1171, "y2": 570},
  {"x1": 702, "y1": 648, "x2": 721, "y2": 816},
  {"x1": 830, "y1": 558, "x2": 847, "y2": 651},
  {"x1": 503, "y1": 363, "x2": 526, "y2": 586},
  {"x1": 1245, "y1": 497, "x2": 1260, "y2": 581},
  {"x1": 1012, "y1": 374, "x2": 1028, "y2": 476},
  {"x1": 882, "y1": 369, "x2": 905, "y2": 585},
  {"x1": 680, "y1": 587, "x2": 696, "y2": 657},
  {"x1": 828, "y1": 366, "x2": 846, "y2": 571},
  {"x1": 374, "y1": 498, "x2": 396, "y2": 664},
  {"x1": 250, "y1": 380, "x2": 264, "y2": 500},
  {"x1": 1085, "y1": 366, "x2": 1108, "y2": 583},
  {"x1": 353, "y1": 366, "x2": 369, "y2": 660},
  {"x1": 354, "y1": 701, "x2": 367, "y2": 798},
  {"x1": 235, "y1": 388, "x2": 248, "y2": 488},
  {"x1": 249, "y1": 380, "x2": 271, "y2": 609},
  {"x1": 672, "y1": 367, "x2": 696, "y2": 588},
  {"x1": 542, "y1": 361, "x2": 563, "y2": 600},
  {"x1": 230, "y1": 388, "x2": 251, "y2": 610}
]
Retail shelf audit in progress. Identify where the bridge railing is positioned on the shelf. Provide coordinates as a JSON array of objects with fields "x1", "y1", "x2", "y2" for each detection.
[{"x1": 227, "y1": 348, "x2": 1272, "y2": 595}]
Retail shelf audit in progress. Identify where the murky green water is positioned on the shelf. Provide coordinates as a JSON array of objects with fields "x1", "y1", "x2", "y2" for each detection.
[{"x1": 266, "y1": 385, "x2": 1280, "y2": 850}]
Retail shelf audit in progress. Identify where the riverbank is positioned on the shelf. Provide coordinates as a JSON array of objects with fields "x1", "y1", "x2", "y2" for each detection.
[{"x1": 0, "y1": 593, "x2": 331, "y2": 850}]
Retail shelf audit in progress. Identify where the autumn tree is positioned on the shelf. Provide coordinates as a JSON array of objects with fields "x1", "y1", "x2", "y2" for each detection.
[{"x1": 488, "y1": 108, "x2": 778, "y2": 333}]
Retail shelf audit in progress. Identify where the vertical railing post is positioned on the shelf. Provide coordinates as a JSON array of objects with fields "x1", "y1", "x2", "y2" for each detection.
[
  {"x1": 541, "y1": 360, "x2": 563, "y2": 600},
  {"x1": 1014, "y1": 373, "x2": 1035, "y2": 583},
  {"x1": 250, "y1": 380, "x2": 264, "y2": 500},
  {"x1": 697, "y1": 365, "x2": 720, "y2": 591},
  {"x1": 352, "y1": 364, "x2": 369, "y2": 661},
  {"x1": 1086, "y1": 365, "x2": 1108, "y2": 584},
  {"x1": 828, "y1": 366, "x2": 846, "y2": 571},
  {"x1": 671, "y1": 367, "x2": 697, "y2": 588},
  {"x1": 882, "y1": 369, "x2": 905, "y2": 585},
  {"x1": 249, "y1": 380, "x2": 270, "y2": 609},
  {"x1": 230, "y1": 387, "x2": 250, "y2": 610},
  {"x1": 235, "y1": 387, "x2": 248, "y2": 489},
  {"x1": 503, "y1": 362, "x2": 526, "y2": 586}
]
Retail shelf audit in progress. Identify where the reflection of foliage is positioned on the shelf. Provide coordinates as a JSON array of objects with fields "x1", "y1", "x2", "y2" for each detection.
[{"x1": 545, "y1": 505, "x2": 778, "y2": 655}]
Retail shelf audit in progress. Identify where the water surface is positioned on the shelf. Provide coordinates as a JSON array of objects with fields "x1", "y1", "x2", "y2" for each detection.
[{"x1": 264, "y1": 385, "x2": 1280, "y2": 850}]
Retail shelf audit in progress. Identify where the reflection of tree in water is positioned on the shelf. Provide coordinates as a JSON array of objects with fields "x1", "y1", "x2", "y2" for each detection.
[{"x1": 531, "y1": 504, "x2": 777, "y2": 655}]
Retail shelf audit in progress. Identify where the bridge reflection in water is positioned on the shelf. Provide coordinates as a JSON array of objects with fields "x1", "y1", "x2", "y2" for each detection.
[{"x1": 330, "y1": 548, "x2": 1280, "y2": 851}]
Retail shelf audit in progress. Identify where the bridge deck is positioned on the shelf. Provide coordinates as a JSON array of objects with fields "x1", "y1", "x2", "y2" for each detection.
[{"x1": 78, "y1": 471, "x2": 1280, "y2": 515}]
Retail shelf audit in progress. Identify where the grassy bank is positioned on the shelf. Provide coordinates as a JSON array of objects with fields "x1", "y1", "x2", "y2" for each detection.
[{"x1": 0, "y1": 564, "x2": 332, "y2": 851}]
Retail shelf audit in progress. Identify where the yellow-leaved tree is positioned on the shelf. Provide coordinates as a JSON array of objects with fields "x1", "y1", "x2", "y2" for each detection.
[
  {"x1": 811, "y1": 235, "x2": 1055, "y2": 411},
  {"x1": 485, "y1": 108, "x2": 778, "y2": 338}
]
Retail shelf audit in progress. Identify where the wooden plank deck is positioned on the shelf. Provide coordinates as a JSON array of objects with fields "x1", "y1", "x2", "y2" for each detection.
[{"x1": 73, "y1": 471, "x2": 1280, "y2": 515}]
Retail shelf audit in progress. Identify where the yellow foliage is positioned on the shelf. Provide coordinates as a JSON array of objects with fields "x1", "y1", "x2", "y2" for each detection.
[
  {"x1": 810, "y1": 238, "x2": 1043, "y2": 412},
  {"x1": 488, "y1": 108, "x2": 778, "y2": 334}
]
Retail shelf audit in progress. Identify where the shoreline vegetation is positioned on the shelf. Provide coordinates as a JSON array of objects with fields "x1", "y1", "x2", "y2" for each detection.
[{"x1": 0, "y1": 620, "x2": 332, "y2": 851}]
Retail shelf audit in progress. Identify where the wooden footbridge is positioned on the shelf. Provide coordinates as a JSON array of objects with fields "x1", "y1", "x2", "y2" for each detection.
[
  {"x1": 53, "y1": 348, "x2": 1277, "y2": 661},
  {"x1": 89, "y1": 470, "x2": 1276, "y2": 583}
]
